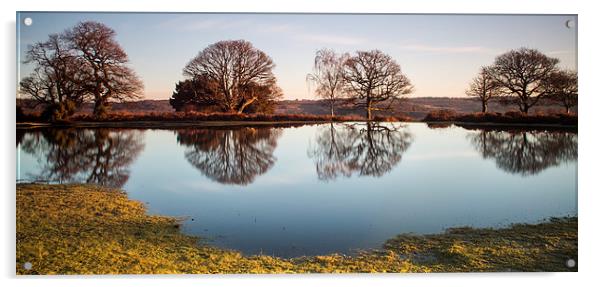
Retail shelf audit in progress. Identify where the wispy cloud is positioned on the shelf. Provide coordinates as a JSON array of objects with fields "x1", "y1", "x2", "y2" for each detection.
[
  {"x1": 255, "y1": 22, "x2": 366, "y2": 46},
  {"x1": 546, "y1": 50, "x2": 574, "y2": 55},
  {"x1": 157, "y1": 17, "x2": 253, "y2": 31},
  {"x1": 397, "y1": 44, "x2": 497, "y2": 54},
  {"x1": 298, "y1": 34, "x2": 365, "y2": 46}
]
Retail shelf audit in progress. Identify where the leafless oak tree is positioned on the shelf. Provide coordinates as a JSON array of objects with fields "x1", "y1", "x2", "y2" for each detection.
[
  {"x1": 544, "y1": 69, "x2": 578, "y2": 114},
  {"x1": 20, "y1": 34, "x2": 87, "y2": 120},
  {"x1": 307, "y1": 49, "x2": 349, "y2": 117},
  {"x1": 65, "y1": 21, "x2": 143, "y2": 118},
  {"x1": 183, "y1": 40, "x2": 281, "y2": 114},
  {"x1": 342, "y1": 50, "x2": 413, "y2": 120},
  {"x1": 485, "y1": 48, "x2": 559, "y2": 114},
  {"x1": 465, "y1": 67, "x2": 500, "y2": 113}
]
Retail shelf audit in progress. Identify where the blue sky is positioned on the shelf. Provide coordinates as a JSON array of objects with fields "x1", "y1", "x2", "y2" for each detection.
[{"x1": 17, "y1": 13, "x2": 577, "y2": 100}]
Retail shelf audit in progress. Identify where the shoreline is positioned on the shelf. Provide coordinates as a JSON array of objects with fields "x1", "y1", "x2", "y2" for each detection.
[
  {"x1": 16, "y1": 120, "x2": 577, "y2": 130},
  {"x1": 16, "y1": 183, "x2": 578, "y2": 274}
]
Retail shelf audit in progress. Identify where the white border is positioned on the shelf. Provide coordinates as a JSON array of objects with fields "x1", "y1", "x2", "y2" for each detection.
[{"x1": 2, "y1": 1, "x2": 600, "y2": 286}]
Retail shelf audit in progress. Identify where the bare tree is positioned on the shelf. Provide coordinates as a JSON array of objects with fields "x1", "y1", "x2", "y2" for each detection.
[
  {"x1": 465, "y1": 67, "x2": 500, "y2": 113},
  {"x1": 65, "y1": 21, "x2": 143, "y2": 118},
  {"x1": 183, "y1": 40, "x2": 281, "y2": 114},
  {"x1": 19, "y1": 34, "x2": 87, "y2": 120},
  {"x1": 342, "y1": 50, "x2": 413, "y2": 120},
  {"x1": 307, "y1": 49, "x2": 348, "y2": 117},
  {"x1": 544, "y1": 69, "x2": 578, "y2": 114},
  {"x1": 486, "y1": 48, "x2": 559, "y2": 114}
]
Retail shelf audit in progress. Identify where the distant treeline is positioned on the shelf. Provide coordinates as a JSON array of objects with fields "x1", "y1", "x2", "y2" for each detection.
[{"x1": 18, "y1": 21, "x2": 577, "y2": 123}]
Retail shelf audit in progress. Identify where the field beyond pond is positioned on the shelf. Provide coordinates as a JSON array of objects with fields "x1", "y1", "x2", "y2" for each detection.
[{"x1": 16, "y1": 184, "x2": 577, "y2": 274}]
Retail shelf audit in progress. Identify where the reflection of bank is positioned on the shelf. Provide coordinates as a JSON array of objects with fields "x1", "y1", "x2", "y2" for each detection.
[
  {"x1": 18, "y1": 128, "x2": 145, "y2": 188},
  {"x1": 308, "y1": 122, "x2": 413, "y2": 181},
  {"x1": 466, "y1": 127, "x2": 577, "y2": 176},
  {"x1": 176, "y1": 127, "x2": 282, "y2": 186}
]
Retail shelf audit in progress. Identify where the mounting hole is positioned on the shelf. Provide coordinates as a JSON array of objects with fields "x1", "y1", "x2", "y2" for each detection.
[
  {"x1": 23, "y1": 17, "x2": 32, "y2": 26},
  {"x1": 565, "y1": 20, "x2": 575, "y2": 29},
  {"x1": 566, "y1": 258, "x2": 576, "y2": 268},
  {"x1": 23, "y1": 262, "x2": 32, "y2": 270}
]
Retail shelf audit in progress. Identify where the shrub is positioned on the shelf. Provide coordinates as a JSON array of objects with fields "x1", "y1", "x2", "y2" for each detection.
[{"x1": 423, "y1": 109, "x2": 457, "y2": 121}]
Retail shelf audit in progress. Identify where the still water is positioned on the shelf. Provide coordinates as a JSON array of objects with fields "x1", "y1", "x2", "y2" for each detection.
[{"x1": 16, "y1": 123, "x2": 577, "y2": 258}]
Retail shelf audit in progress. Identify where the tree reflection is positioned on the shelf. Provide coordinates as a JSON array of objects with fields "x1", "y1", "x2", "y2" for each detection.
[
  {"x1": 468, "y1": 128, "x2": 577, "y2": 176},
  {"x1": 17, "y1": 129, "x2": 25, "y2": 147},
  {"x1": 176, "y1": 127, "x2": 282, "y2": 185},
  {"x1": 308, "y1": 122, "x2": 413, "y2": 180},
  {"x1": 20, "y1": 128, "x2": 144, "y2": 187}
]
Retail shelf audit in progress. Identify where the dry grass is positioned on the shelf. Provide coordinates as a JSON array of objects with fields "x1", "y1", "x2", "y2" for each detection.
[{"x1": 385, "y1": 217, "x2": 577, "y2": 272}]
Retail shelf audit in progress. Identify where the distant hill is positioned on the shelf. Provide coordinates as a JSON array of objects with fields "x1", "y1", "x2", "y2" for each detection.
[
  {"x1": 275, "y1": 97, "x2": 571, "y2": 119},
  {"x1": 18, "y1": 97, "x2": 572, "y2": 120}
]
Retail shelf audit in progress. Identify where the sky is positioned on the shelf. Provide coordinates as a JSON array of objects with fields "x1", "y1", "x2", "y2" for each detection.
[{"x1": 17, "y1": 12, "x2": 577, "y2": 100}]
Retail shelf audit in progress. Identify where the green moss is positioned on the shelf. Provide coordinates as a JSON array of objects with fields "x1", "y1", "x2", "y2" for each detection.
[{"x1": 16, "y1": 184, "x2": 576, "y2": 274}]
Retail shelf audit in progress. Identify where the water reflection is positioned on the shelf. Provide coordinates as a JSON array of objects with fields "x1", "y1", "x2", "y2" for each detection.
[
  {"x1": 426, "y1": 123, "x2": 453, "y2": 129},
  {"x1": 17, "y1": 129, "x2": 25, "y2": 147},
  {"x1": 308, "y1": 122, "x2": 413, "y2": 180},
  {"x1": 19, "y1": 128, "x2": 145, "y2": 187},
  {"x1": 467, "y1": 128, "x2": 577, "y2": 176},
  {"x1": 176, "y1": 127, "x2": 282, "y2": 185}
]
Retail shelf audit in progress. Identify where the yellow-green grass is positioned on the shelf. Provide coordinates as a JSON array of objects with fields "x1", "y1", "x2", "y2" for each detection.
[{"x1": 16, "y1": 184, "x2": 577, "y2": 274}]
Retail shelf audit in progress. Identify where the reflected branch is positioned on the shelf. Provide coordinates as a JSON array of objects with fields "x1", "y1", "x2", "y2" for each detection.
[
  {"x1": 20, "y1": 128, "x2": 145, "y2": 187},
  {"x1": 176, "y1": 127, "x2": 282, "y2": 185},
  {"x1": 308, "y1": 122, "x2": 413, "y2": 180},
  {"x1": 468, "y1": 129, "x2": 577, "y2": 176}
]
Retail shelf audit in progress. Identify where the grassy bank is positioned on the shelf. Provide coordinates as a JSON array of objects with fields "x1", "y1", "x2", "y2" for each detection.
[{"x1": 16, "y1": 184, "x2": 577, "y2": 274}]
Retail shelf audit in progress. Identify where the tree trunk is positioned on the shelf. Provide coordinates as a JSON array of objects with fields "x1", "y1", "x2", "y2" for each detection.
[
  {"x1": 93, "y1": 100, "x2": 107, "y2": 118},
  {"x1": 482, "y1": 101, "x2": 488, "y2": 113},
  {"x1": 566, "y1": 106, "x2": 571, "y2": 114},
  {"x1": 521, "y1": 103, "x2": 529, "y2": 114},
  {"x1": 237, "y1": 97, "x2": 257, "y2": 114},
  {"x1": 366, "y1": 99, "x2": 372, "y2": 120},
  {"x1": 330, "y1": 102, "x2": 334, "y2": 118}
]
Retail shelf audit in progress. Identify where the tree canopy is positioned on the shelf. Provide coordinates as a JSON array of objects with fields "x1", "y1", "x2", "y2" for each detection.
[
  {"x1": 465, "y1": 67, "x2": 500, "y2": 113},
  {"x1": 342, "y1": 50, "x2": 413, "y2": 120},
  {"x1": 485, "y1": 48, "x2": 559, "y2": 114},
  {"x1": 182, "y1": 40, "x2": 282, "y2": 114},
  {"x1": 307, "y1": 49, "x2": 349, "y2": 117}
]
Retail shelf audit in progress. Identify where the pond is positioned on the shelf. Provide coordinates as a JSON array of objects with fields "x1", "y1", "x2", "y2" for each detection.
[{"x1": 16, "y1": 122, "x2": 578, "y2": 258}]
